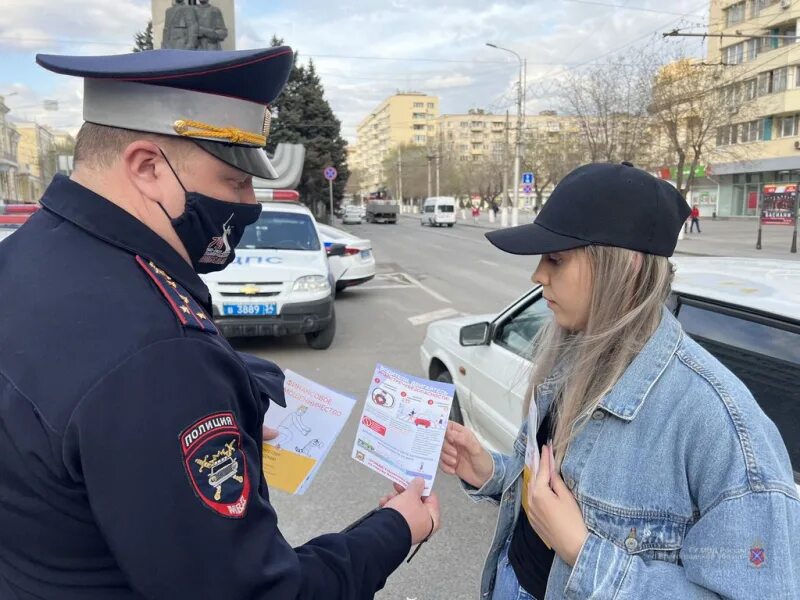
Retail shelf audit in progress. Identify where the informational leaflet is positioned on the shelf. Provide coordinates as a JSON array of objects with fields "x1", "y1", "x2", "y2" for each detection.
[
  {"x1": 262, "y1": 370, "x2": 355, "y2": 495},
  {"x1": 351, "y1": 364, "x2": 455, "y2": 495}
]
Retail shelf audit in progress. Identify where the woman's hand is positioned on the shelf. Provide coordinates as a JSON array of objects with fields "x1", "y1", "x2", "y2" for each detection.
[
  {"x1": 526, "y1": 443, "x2": 589, "y2": 567},
  {"x1": 438, "y1": 421, "x2": 494, "y2": 489}
]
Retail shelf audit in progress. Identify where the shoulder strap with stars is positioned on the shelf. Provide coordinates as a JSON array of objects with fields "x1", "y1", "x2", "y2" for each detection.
[{"x1": 136, "y1": 256, "x2": 218, "y2": 335}]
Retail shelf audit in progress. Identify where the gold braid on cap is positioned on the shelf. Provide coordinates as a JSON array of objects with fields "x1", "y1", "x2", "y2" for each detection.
[
  {"x1": 172, "y1": 119, "x2": 266, "y2": 146},
  {"x1": 262, "y1": 108, "x2": 272, "y2": 142}
]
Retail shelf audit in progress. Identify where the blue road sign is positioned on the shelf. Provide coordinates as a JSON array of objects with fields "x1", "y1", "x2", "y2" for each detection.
[
  {"x1": 323, "y1": 166, "x2": 338, "y2": 181},
  {"x1": 523, "y1": 184, "x2": 532, "y2": 194},
  {"x1": 521, "y1": 172, "x2": 534, "y2": 185}
]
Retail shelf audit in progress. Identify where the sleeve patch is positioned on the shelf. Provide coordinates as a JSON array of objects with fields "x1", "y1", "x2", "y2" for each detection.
[
  {"x1": 136, "y1": 256, "x2": 218, "y2": 335},
  {"x1": 179, "y1": 411, "x2": 249, "y2": 518}
]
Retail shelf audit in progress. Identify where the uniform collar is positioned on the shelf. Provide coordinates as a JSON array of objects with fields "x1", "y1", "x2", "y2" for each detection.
[
  {"x1": 597, "y1": 307, "x2": 682, "y2": 421},
  {"x1": 40, "y1": 174, "x2": 211, "y2": 306}
]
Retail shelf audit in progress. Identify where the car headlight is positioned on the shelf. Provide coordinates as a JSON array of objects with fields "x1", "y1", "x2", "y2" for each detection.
[{"x1": 293, "y1": 275, "x2": 330, "y2": 293}]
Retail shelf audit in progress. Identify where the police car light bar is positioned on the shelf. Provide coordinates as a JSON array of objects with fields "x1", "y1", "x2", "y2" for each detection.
[
  {"x1": 256, "y1": 190, "x2": 300, "y2": 202},
  {"x1": 0, "y1": 204, "x2": 39, "y2": 215},
  {"x1": 0, "y1": 215, "x2": 29, "y2": 224}
]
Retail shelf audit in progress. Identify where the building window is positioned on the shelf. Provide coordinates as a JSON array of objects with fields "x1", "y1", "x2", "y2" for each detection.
[
  {"x1": 726, "y1": 1, "x2": 745, "y2": 26},
  {"x1": 427, "y1": 102, "x2": 435, "y2": 109},
  {"x1": 779, "y1": 115, "x2": 797, "y2": 137},
  {"x1": 747, "y1": 39, "x2": 758, "y2": 61},
  {"x1": 774, "y1": 67, "x2": 788, "y2": 92},
  {"x1": 413, "y1": 102, "x2": 424, "y2": 108},
  {"x1": 753, "y1": 0, "x2": 778, "y2": 16},
  {"x1": 412, "y1": 112, "x2": 426, "y2": 119},
  {"x1": 744, "y1": 78, "x2": 758, "y2": 100},
  {"x1": 460, "y1": 121, "x2": 468, "y2": 127},
  {"x1": 413, "y1": 124, "x2": 425, "y2": 130},
  {"x1": 413, "y1": 135, "x2": 427, "y2": 143},
  {"x1": 739, "y1": 120, "x2": 763, "y2": 143},
  {"x1": 724, "y1": 42, "x2": 744, "y2": 65}
]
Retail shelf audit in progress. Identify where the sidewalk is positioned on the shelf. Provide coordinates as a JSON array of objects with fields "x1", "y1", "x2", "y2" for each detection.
[{"x1": 403, "y1": 212, "x2": 799, "y2": 261}]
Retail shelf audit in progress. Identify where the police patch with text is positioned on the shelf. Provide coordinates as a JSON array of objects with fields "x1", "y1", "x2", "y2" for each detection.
[{"x1": 180, "y1": 412, "x2": 250, "y2": 518}]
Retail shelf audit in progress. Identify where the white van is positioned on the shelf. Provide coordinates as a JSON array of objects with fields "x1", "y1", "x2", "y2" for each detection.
[
  {"x1": 421, "y1": 197, "x2": 456, "y2": 227},
  {"x1": 200, "y1": 197, "x2": 339, "y2": 349}
]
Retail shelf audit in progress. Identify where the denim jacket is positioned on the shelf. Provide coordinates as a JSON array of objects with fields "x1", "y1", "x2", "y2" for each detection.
[{"x1": 464, "y1": 308, "x2": 799, "y2": 599}]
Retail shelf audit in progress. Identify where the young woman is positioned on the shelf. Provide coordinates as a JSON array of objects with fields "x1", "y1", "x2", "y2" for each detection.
[{"x1": 439, "y1": 163, "x2": 799, "y2": 600}]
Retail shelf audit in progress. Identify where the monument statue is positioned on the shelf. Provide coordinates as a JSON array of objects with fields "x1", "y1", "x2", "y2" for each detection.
[
  {"x1": 162, "y1": 0, "x2": 199, "y2": 50},
  {"x1": 195, "y1": 0, "x2": 228, "y2": 51}
]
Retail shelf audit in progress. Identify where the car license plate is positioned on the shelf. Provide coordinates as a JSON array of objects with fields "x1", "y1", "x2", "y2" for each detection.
[
  {"x1": 222, "y1": 304, "x2": 277, "y2": 316},
  {"x1": 360, "y1": 250, "x2": 371, "y2": 258}
]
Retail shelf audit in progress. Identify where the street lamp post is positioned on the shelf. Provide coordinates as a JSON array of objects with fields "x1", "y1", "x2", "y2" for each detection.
[{"x1": 486, "y1": 43, "x2": 525, "y2": 227}]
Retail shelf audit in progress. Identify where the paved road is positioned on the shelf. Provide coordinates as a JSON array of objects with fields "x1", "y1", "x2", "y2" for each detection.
[{"x1": 233, "y1": 217, "x2": 538, "y2": 600}]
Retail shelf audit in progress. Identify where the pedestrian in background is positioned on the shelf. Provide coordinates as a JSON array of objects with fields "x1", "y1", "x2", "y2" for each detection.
[
  {"x1": 439, "y1": 162, "x2": 798, "y2": 600},
  {"x1": 690, "y1": 204, "x2": 702, "y2": 233}
]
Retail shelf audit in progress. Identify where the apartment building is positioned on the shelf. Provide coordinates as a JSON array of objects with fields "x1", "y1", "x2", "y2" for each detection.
[
  {"x1": 349, "y1": 92, "x2": 440, "y2": 194},
  {"x1": 15, "y1": 122, "x2": 56, "y2": 203},
  {"x1": 0, "y1": 96, "x2": 20, "y2": 203},
  {"x1": 707, "y1": 0, "x2": 800, "y2": 216}
]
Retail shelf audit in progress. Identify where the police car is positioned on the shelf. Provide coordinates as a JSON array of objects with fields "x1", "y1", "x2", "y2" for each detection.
[
  {"x1": 201, "y1": 193, "x2": 338, "y2": 349},
  {"x1": 0, "y1": 205, "x2": 39, "y2": 242},
  {"x1": 316, "y1": 223, "x2": 376, "y2": 292},
  {"x1": 420, "y1": 257, "x2": 800, "y2": 491}
]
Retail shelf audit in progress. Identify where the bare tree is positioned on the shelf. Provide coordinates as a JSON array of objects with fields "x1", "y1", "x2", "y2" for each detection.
[
  {"x1": 560, "y1": 56, "x2": 654, "y2": 164},
  {"x1": 382, "y1": 144, "x2": 428, "y2": 202},
  {"x1": 524, "y1": 124, "x2": 586, "y2": 209},
  {"x1": 648, "y1": 58, "x2": 754, "y2": 196}
]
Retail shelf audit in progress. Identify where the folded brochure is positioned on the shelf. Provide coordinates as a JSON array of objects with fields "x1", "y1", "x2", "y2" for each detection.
[
  {"x1": 351, "y1": 364, "x2": 455, "y2": 495},
  {"x1": 262, "y1": 370, "x2": 355, "y2": 495}
]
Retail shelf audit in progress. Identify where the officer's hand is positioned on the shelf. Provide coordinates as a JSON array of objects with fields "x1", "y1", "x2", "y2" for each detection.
[
  {"x1": 384, "y1": 478, "x2": 440, "y2": 545},
  {"x1": 439, "y1": 421, "x2": 493, "y2": 489},
  {"x1": 262, "y1": 425, "x2": 279, "y2": 442}
]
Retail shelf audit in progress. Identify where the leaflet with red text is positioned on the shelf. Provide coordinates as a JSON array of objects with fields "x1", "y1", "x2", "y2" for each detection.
[{"x1": 351, "y1": 364, "x2": 455, "y2": 495}]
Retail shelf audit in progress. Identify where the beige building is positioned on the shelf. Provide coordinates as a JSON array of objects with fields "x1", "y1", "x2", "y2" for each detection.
[
  {"x1": 15, "y1": 123, "x2": 56, "y2": 203},
  {"x1": 0, "y1": 97, "x2": 20, "y2": 203},
  {"x1": 349, "y1": 92, "x2": 440, "y2": 193},
  {"x1": 707, "y1": 0, "x2": 800, "y2": 216}
]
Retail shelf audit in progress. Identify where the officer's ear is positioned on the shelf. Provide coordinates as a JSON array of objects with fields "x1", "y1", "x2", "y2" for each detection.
[{"x1": 122, "y1": 141, "x2": 181, "y2": 204}]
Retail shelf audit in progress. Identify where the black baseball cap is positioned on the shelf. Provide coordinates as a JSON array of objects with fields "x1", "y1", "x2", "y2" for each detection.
[{"x1": 486, "y1": 162, "x2": 691, "y2": 257}]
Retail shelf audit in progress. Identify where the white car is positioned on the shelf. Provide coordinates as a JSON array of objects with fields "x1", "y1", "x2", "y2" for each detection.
[
  {"x1": 0, "y1": 223, "x2": 20, "y2": 242},
  {"x1": 420, "y1": 257, "x2": 800, "y2": 490},
  {"x1": 316, "y1": 223, "x2": 376, "y2": 292},
  {"x1": 201, "y1": 199, "x2": 338, "y2": 349},
  {"x1": 341, "y1": 205, "x2": 363, "y2": 225}
]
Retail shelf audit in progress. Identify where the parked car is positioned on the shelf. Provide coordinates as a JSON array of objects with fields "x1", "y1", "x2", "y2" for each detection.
[
  {"x1": 421, "y1": 196, "x2": 456, "y2": 227},
  {"x1": 317, "y1": 223, "x2": 376, "y2": 292},
  {"x1": 341, "y1": 205, "x2": 363, "y2": 225},
  {"x1": 420, "y1": 257, "x2": 800, "y2": 490},
  {"x1": 0, "y1": 222, "x2": 20, "y2": 243},
  {"x1": 201, "y1": 197, "x2": 340, "y2": 350}
]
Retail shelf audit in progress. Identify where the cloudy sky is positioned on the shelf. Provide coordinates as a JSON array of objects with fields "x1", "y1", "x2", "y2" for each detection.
[{"x1": 0, "y1": 0, "x2": 710, "y2": 142}]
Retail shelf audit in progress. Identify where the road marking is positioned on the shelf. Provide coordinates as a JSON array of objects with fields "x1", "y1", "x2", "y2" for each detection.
[
  {"x1": 408, "y1": 308, "x2": 460, "y2": 326},
  {"x1": 400, "y1": 273, "x2": 451, "y2": 304},
  {"x1": 359, "y1": 284, "x2": 412, "y2": 291},
  {"x1": 479, "y1": 259, "x2": 498, "y2": 267}
]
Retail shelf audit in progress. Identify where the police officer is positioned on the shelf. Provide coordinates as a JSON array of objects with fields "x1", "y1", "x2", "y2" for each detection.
[{"x1": 0, "y1": 46, "x2": 439, "y2": 599}]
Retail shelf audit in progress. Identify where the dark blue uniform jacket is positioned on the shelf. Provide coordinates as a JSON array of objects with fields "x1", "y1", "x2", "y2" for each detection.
[{"x1": 0, "y1": 175, "x2": 410, "y2": 599}]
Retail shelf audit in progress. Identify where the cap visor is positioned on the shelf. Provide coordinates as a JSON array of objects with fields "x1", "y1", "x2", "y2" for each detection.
[
  {"x1": 485, "y1": 222, "x2": 590, "y2": 255},
  {"x1": 193, "y1": 140, "x2": 278, "y2": 180}
]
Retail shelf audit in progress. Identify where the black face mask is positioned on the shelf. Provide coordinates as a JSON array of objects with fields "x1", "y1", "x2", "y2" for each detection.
[{"x1": 158, "y1": 150, "x2": 262, "y2": 273}]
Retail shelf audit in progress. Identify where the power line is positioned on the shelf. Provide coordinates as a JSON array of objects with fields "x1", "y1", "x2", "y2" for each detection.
[{"x1": 561, "y1": 0, "x2": 705, "y2": 17}]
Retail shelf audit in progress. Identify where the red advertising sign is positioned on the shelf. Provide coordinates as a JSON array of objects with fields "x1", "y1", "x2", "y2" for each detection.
[
  {"x1": 760, "y1": 184, "x2": 797, "y2": 226},
  {"x1": 747, "y1": 191, "x2": 758, "y2": 210},
  {"x1": 361, "y1": 416, "x2": 386, "y2": 436}
]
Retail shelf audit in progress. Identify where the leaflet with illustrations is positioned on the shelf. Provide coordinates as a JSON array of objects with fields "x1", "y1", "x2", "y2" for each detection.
[
  {"x1": 262, "y1": 370, "x2": 355, "y2": 495},
  {"x1": 351, "y1": 364, "x2": 455, "y2": 495}
]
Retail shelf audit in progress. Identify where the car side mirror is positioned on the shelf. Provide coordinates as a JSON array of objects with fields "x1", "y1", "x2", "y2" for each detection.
[
  {"x1": 460, "y1": 322, "x2": 491, "y2": 346},
  {"x1": 326, "y1": 243, "x2": 347, "y2": 257}
]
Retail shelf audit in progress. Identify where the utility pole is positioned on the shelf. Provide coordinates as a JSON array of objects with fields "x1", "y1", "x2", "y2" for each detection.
[
  {"x1": 501, "y1": 110, "x2": 509, "y2": 227},
  {"x1": 487, "y1": 43, "x2": 525, "y2": 227},
  {"x1": 436, "y1": 130, "x2": 441, "y2": 197},
  {"x1": 398, "y1": 146, "x2": 403, "y2": 210},
  {"x1": 427, "y1": 153, "x2": 432, "y2": 198}
]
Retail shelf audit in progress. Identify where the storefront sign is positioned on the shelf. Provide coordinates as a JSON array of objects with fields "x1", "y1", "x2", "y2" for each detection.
[{"x1": 760, "y1": 184, "x2": 797, "y2": 226}]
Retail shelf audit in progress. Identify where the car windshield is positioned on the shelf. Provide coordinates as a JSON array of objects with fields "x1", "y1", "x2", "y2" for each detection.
[{"x1": 240, "y1": 211, "x2": 321, "y2": 251}]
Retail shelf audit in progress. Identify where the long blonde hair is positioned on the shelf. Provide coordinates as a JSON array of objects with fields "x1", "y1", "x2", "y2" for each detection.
[{"x1": 526, "y1": 246, "x2": 674, "y2": 470}]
